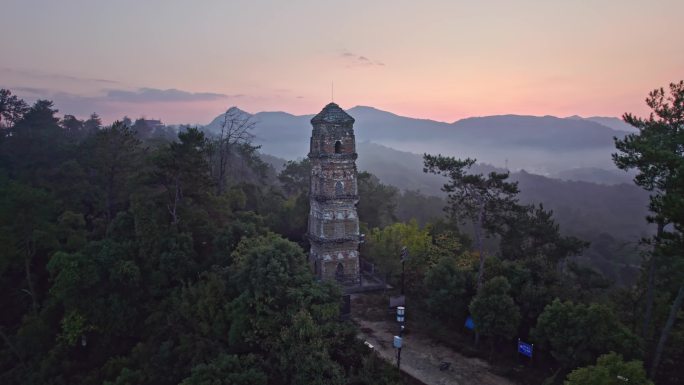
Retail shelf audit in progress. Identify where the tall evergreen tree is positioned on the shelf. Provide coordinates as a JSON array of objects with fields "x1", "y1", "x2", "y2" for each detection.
[
  {"x1": 423, "y1": 155, "x2": 519, "y2": 292},
  {"x1": 613, "y1": 80, "x2": 684, "y2": 377}
]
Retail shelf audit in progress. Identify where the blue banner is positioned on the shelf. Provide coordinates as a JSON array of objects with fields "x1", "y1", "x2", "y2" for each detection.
[
  {"x1": 464, "y1": 316, "x2": 475, "y2": 330},
  {"x1": 518, "y1": 340, "x2": 533, "y2": 358}
]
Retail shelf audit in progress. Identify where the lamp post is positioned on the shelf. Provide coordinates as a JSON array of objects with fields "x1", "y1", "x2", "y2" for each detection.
[
  {"x1": 358, "y1": 233, "x2": 365, "y2": 286},
  {"x1": 393, "y1": 335, "x2": 402, "y2": 368},
  {"x1": 400, "y1": 246, "x2": 408, "y2": 295},
  {"x1": 395, "y1": 306, "x2": 406, "y2": 368}
]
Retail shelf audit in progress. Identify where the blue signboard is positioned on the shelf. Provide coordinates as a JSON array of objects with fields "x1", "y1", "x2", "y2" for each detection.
[
  {"x1": 393, "y1": 336, "x2": 402, "y2": 349},
  {"x1": 464, "y1": 316, "x2": 475, "y2": 330},
  {"x1": 518, "y1": 340, "x2": 533, "y2": 358}
]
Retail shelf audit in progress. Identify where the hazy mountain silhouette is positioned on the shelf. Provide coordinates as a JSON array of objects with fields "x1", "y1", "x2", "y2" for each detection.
[
  {"x1": 356, "y1": 143, "x2": 649, "y2": 242},
  {"x1": 263, "y1": 141, "x2": 650, "y2": 241},
  {"x1": 567, "y1": 115, "x2": 638, "y2": 132},
  {"x1": 552, "y1": 167, "x2": 636, "y2": 185},
  {"x1": 206, "y1": 105, "x2": 632, "y2": 175}
]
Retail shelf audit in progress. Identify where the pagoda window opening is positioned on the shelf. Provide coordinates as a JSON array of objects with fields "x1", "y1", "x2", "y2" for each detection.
[
  {"x1": 334, "y1": 140, "x2": 342, "y2": 153},
  {"x1": 335, "y1": 262, "x2": 345, "y2": 281}
]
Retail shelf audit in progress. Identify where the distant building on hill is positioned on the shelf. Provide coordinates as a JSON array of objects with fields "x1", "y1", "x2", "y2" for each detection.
[
  {"x1": 132, "y1": 118, "x2": 164, "y2": 137},
  {"x1": 143, "y1": 119, "x2": 163, "y2": 127},
  {"x1": 307, "y1": 103, "x2": 361, "y2": 285}
]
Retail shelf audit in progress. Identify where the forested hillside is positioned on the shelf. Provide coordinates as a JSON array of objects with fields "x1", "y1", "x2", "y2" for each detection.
[
  {"x1": 0, "y1": 90, "x2": 400, "y2": 385},
  {"x1": 1, "y1": 82, "x2": 682, "y2": 385},
  {"x1": 265, "y1": 142, "x2": 651, "y2": 285}
]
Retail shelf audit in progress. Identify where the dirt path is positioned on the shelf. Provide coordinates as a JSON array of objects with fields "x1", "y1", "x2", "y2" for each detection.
[{"x1": 355, "y1": 318, "x2": 516, "y2": 385}]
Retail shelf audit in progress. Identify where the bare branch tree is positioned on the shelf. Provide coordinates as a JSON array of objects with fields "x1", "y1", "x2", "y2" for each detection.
[
  {"x1": 215, "y1": 107, "x2": 255, "y2": 195},
  {"x1": 0, "y1": 89, "x2": 29, "y2": 129}
]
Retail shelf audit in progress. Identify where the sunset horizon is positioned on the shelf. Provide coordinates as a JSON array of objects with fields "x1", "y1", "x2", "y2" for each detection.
[
  {"x1": 3, "y1": 0, "x2": 682, "y2": 124},
  {"x1": 2, "y1": 2, "x2": 684, "y2": 385}
]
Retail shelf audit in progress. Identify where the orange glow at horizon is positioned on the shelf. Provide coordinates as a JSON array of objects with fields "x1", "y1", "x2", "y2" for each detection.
[{"x1": 1, "y1": 0, "x2": 682, "y2": 124}]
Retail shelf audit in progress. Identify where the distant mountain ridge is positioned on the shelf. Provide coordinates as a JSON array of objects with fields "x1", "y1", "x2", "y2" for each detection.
[
  {"x1": 567, "y1": 115, "x2": 638, "y2": 132},
  {"x1": 262, "y1": 141, "x2": 649, "y2": 238},
  {"x1": 205, "y1": 105, "x2": 633, "y2": 175}
]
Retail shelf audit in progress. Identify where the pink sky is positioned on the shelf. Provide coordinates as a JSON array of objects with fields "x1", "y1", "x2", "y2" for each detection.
[{"x1": 1, "y1": 0, "x2": 682, "y2": 124}]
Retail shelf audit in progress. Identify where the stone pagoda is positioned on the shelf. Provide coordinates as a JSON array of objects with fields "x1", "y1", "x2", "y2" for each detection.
[{"x1": 307, "y1": 102, "x2": 360, "y2": 285}]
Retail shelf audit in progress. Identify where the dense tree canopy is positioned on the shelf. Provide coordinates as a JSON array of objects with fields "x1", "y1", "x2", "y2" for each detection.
[
  {"x1": 423, "y1": 154, "x2": 519, "y2": 292},
  {"x1": 1, "y1": 80, "x2": 682, "y2": 385},
  {"x1": 565, "y1": 352, "x2": 653, "y2": 385},
  {"x1": 469, "y1": 276, "x2": 520, "y2": 344},
  {"x1": 532, "y1": 299, "x2": 640, "y2": 370},
  {"x1": 0, "y1": 91, "x2": 401, "y2": 385},
  {"x1": 613, "y1": 80, "x2": 684, "y2": 380}
]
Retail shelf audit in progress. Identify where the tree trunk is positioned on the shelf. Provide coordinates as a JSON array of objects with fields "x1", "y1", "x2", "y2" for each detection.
[
  {"x1": 642, "y1": 255, "x2": 657, "y2": 336},
  {"x1": 106, "y1": 163, "x2": 117, "y2": 224},
  {"x1": 168, "y1": 174, "x2": 181, "y2": 225},
  {"x1": 475, "y1": 202, "x2": 485, "y2": 293},
  {"x1": 473, "y1": 201, "x2": 485, "y2": 349},
  {"x1": 105, "y1": 191, "x2": 112, "y2": 224},
  {"x1": 24, "y1": 246, "x2": 37, "y2": 314},
  {"x1": 643, "y1": 221, "x2": 664, "y2": 339},
  {"x1": 0, "y1": 327, "x2": 23, "y2": 366},
  {"x1": 217, "y1": 151, "x2": 226, "y2": 195},
  {"x1": 650, "y1": 283, "x2": 684, "y2": 377},
  {"x1": 216, "y1": 131, "x2": 230, "y2": 196}
]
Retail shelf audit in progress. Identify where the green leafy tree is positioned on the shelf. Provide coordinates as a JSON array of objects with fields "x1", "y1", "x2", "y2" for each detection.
[
  {"x1": 149, "y1": 127, "x2": 212, "y2": 225},
  {"x1": 227, "y1": 233, "x2": 316, "y2": 348},
  {"x1": 273, "y1": 159, "x2": 310, "y2": 243},
  {"x1": 0, "y1": 89, "x2": 28, "y2": 128},
  {"x1": 226, "y1": 233, "x2": 367, "y2": 384},
  {"x1": 363, "y1": 220, "x2": 432, "y2": 289},
  {"x1": 84, "y1": 121, "x2": 142, "y2": 223},
  {"x1": 469, "y1": 276, "x2": 520, "y2": 348},
  {"x1": 3, "y1": 100, "x2": 65, "y2": 183},
  {"x1": 533, "y1": 299, "x2": 641, "y2": 371},
  {"x1": 499, "y1": 203, "x2": 587, "y2": 266},
  {"x1": 61, "y1": 114, "x2": 85, "y2": 139},
  {"x1": 278, "y1": 158, "x2": 310, "y2": 196},
  {"x1": 395, "y1": 189, "x2": 445, "y2": 225},
  {"x1": 424, "y1": 253, "x2": 471, "y2": 323},
  {"x1": 0, "y1": 181, "x2": 57, "y2": 314},
  {"x1": 565, "y1": 352, "x2": 653, "y2": 385},
  {"x1": 47, "y1": 250, "x2": 101, "y2": 311},
  {"x1": 655, "y1": 315, "x2": 684, "y2": 385},
  {"x1": 613, "y1": 80, "x2": 684, "y2": 376},
  {"x1": 56, "y1": 211, "x2": 87, "y2": 252},
  {"x1": 561, "y1": 262, "x2": 612, "y2": 303},
  {"x1": 276, "y1": 310, "x2": 344, "y2": 385},
  {"x1": 83, "y1": 113, "x2": 102, "y2": 135},
  {"x1": 180, "y1": 354, "x2": 267, "y2": 385},
  {"x1": 423, "y1": 155, "x2": 519, "y2": 292},
  {"x1": 349, "y1": 354, "x2": 402, "y2": 385},
  {"x1": 0, "y1": 92, "x2": 405, "y2": 385},
  {"x1": 357, "y1": 171, "x2": 398, "y2": 229}
]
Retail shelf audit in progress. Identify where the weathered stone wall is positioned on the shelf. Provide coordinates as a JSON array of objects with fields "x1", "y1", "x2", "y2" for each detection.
[
  {"x1": 310, "y1": 242, "x2": 360, "y2": 282},
  {"x1": 310, "y1": 158, "x2": 357, "y2": 197},
  {"x1": 308, "y1": 200, "x2": 359, "y2": 239},
  {"x1": 307, "y1": 103, "x2": 361, "y2": 285}
]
